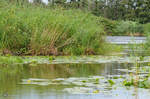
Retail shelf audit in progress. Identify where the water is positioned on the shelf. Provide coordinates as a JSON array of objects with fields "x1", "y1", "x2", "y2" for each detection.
[
  {"x1": 0, "y1": 56, "x2": 150, "y2": 99},
  {"x1": 106, "y1": 36, "x2": 146, "y2": 44},
  {"x1": 0, "y1": 36, "x2": 150, "y2": 99}
]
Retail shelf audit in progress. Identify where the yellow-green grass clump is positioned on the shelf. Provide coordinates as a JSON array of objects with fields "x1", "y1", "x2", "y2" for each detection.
[{"x1": 0, "y1": 3, "x2": 106, "y2": 55}]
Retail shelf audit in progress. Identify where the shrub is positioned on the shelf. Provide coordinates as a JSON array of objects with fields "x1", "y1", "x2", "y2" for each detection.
[
  {"x1": 97, "y1": 17, "x2": 117, "y2": 35},
  {"x1": 143, "y1": 23, "x2": 150, "y2": 55},
  {"x1": 114, "y1": 21, "x2": 144, "y2": 36},
  {"x1": 144, "y1": 23, "x2": 150, "y2": 34}
]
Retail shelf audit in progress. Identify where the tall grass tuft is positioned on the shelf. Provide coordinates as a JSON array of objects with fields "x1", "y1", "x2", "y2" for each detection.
[{"x1": 0, "y1": 2, "x2": 106, "y2": 55}]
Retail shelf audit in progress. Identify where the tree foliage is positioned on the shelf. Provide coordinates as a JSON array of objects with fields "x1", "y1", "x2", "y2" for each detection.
[
  {"x1": 62, "y1": 0, "x2": 150, "y2": 24},
  {"x1": 90, "y1": 0, "x2": 150, "y2": 23},
  {"x1": 4, "y1": 0, "x2": 150, "y2": 23}
]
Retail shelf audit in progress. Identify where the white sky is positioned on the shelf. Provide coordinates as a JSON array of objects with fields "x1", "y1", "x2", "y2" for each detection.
[
  {"x1": 28, "y1": 0, "x2": 49, "y2": 5},
  {"x1": 42, "y1": 0, "x2": 49, "y2": 5},
  {"x1": 28, "y1": 0, "x2": 79, "y2": 4},
  {"x1": 28, "y1": 0, "x2": 33, "y2": 3}
]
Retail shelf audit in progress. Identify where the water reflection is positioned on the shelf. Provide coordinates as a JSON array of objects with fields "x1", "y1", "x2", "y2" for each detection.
[{"x1": 0, "y1": 62, "x2": 135, "y2": 99}]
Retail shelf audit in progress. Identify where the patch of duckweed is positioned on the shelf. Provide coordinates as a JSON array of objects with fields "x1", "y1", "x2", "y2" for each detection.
[
  {"x1": 2, "y1": 55, "x2": 150, "y2": 65},
  {"x1": 0, "y1": 56, "x2": 24, "y2": 64},
  {"x1": 123, "y1": 80, "x2": 133, "y2": 87},
  {"x1": 108, "y1": 80, "x2": 115, "y2": 86},
  {"x1": 20, "y1": 76, "x2": 121, "y2": 94},
  {"x1": 123, "y1": 76, "x2": 150, "y2": 89}
]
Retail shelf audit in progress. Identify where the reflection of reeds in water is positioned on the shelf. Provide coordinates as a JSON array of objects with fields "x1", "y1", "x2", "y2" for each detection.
[
  {"x1": 27, "y1": 64, "x2": 105, "y2": 78},
  {"x1": 0, "y1": 63, "x2": 106, "y2": 95},
  {"x1": 0, "y1": 64, "x2": 23, "y2": 95}
]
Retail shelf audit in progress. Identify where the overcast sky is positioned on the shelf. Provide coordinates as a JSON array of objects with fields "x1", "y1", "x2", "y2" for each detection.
[
  {"x1": 28, "y1": 0, "x2": 49, "y2": 5},
  {"x1": 42, "y1": 0, "x2": 49, "y2": 4},
  {"x1": 28, "y1": 0, "x2": 80, "y2": 4}
]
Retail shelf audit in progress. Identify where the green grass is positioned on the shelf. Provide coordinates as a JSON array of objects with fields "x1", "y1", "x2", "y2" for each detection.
[{"x1": 0, "y1": 2, "x2": 108, "y2": 55}]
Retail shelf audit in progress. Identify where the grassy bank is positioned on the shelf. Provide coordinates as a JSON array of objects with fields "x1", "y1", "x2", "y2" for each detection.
[{"x1": 0, "y1": 2, "x2": 112, "y2": 56}]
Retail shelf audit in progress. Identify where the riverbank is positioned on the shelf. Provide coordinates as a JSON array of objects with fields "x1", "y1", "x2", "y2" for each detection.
[{"x1": 0, "y1": 2, "x2": 111, "y2": 56}]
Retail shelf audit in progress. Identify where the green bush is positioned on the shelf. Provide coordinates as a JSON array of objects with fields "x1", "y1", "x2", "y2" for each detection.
[
  {"x1": 143, "y1": 23, "x2": 150, "y2": 54},
  {"x1": 97, "y1": 17, "x2": 117, "y2": 35},
  {"x1": 138, "y1": 23, "x2": 150, "y2": 55},
  {"x1": 114, "y1": 21, "x2": 144, "y2": 36},
  {"x1": 96, "y1": 18, "x2": 145, "y2": 36},
  {"x1": 144, "y1": 23, "x2": 150, "y2": 34}
]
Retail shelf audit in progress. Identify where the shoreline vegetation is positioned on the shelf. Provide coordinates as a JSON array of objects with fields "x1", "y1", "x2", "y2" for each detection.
[
  {"x1": 0, "y1": 2, "x2": 105, "y2": 55},
  {"x1": 0, "y1": 0, "x2": 119, "y2": 56},
  {"x1": 1, "y1": 1, "x2": 150, "y2": 98},
  {"x1": 0, "y1": 0, "x2": 149, "y2": 56}
]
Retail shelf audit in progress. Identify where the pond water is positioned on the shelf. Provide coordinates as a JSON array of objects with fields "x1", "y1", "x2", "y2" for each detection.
[
  {"x1": 106, "y1": 36, "x2": 146, "y2": 44},
  {"x1": 0, "y1": 55, "x2": 150, "y2": 99}
]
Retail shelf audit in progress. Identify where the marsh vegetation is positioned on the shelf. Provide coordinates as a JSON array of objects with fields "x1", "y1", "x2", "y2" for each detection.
[{"x1": 1, "y1": 0, "x2": 150, "y2": 99}]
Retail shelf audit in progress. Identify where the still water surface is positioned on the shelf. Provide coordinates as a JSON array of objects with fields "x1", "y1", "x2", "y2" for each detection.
[{"x1": 0, "y1": 56, "x2": 150, "y2": 99}]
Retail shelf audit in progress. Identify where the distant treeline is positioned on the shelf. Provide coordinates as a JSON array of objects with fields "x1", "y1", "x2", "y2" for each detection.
[
  {"x1": 5, "y1": 0, "x2": 150, "y2": 24},
  {"x1": 68, "y1": 0, "x2": 150, "y2": 24},
  {"x1": 89, "y1": 0, "x2": 150, "y2": 24}
]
